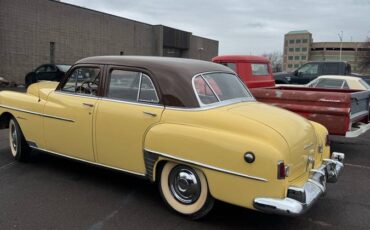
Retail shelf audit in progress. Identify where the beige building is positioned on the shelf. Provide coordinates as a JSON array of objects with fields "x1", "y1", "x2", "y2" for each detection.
[
  {"x1": 0, "y1": 0, "x2": 219, "y2": 84},
  {"x1": 283, "y1": 30, "x2": 370, "y2": 73}
]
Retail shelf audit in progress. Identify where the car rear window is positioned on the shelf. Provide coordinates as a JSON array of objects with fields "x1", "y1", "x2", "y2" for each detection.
[
  {"x1": 193, "y1": 72, "x2": 252, "y2": 105},
  {"x1": 315, "y1": 79, "x2": 346, "y2": 89},
  {"x1": 251, "y1": 64, "x2": 269, "y2": 76},
  {"x1": 359, "y1": 79, "x2": 370, "y2": 90}
]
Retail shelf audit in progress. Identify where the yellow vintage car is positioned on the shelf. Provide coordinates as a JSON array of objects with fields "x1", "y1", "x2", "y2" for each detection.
[{"x1": 0, "y1": 56, "x2": 344, "y2": 219}]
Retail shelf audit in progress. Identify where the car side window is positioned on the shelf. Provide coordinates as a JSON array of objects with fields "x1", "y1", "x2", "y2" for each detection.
[
  {"x1": 322, "y1": 63, "x2": 339, "y2": 74},
  {"x1": 107, "y1": 70, "x2": 159, "y2": 104},
  {"x1": 61, "y1": 67, "x2": 100, "y2": 96},
  {"x1": 35, "y1": 66, "x2": 46, "y2": 73},
  {"x1": 251, "y1": 63, "x2": 269, "y2": 76},
  {"x1": 45, "y1": 65, "x2": 57, "y2": 72},
  {"x1": 298, "y1": 64, "x2": 319, "y2": 75}
]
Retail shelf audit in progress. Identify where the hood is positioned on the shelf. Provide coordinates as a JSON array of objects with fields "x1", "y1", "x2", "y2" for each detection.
[{"x1": 228, "y1": 102, "x2": 317, "y2": 181}]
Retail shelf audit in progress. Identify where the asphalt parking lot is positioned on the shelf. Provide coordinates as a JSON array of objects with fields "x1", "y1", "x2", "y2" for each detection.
[{"x1": 0, "y1": 88, "x2": 370, "y2": 229}]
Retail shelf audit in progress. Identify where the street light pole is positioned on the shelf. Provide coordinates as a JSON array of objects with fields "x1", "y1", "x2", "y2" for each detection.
[
  {"x1": 338, "y1": 31, "x2": 343, "y2": 61},
  {"x1": 198, "y1": 47, "x2": 204, "y2": 60}
]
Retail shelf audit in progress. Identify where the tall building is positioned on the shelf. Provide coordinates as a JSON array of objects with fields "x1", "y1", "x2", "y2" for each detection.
[
  {"x1": 0, "y1": 0, "x2": 219, "y2": 84},
  {"x1": 283, "y1": 30, "x2": 370, "y2": 73}
]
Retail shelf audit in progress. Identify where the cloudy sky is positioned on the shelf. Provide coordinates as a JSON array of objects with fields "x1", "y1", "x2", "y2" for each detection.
[{"x1": 62, "y1": 0, "x2": 370, "y2": 55}]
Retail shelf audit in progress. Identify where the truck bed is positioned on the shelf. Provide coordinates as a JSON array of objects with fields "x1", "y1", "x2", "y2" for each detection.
[{"x1": 250, "y1": 86, "x2": 370, "y2": 136}]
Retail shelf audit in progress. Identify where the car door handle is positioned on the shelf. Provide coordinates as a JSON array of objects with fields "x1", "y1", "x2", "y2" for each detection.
[
  {"x1": 82, "y1": 103, "x2": 94, "y2": 107},
  {"x1": 143, "y1": 111, "x2": 157, "y2": 117}
]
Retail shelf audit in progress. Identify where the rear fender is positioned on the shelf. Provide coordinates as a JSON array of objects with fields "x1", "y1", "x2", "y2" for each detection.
[{"x1": 144, "y1": 123, "x2": 287, "y2": 209}]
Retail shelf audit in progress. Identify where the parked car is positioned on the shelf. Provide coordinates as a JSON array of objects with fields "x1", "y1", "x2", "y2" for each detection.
[
  {"x1": 213, "y1": 56, "x2": 370, "y2": 137},
  {"x1": 307, "y1": 75, "x2": 370, "y2": 90},
  {"x1": 273, "y1": 61, "x2": 351, "y2": 84},
  {"x1": 0, "y1": 56, "x2": 344, "y2": 219},
  {"x1": 24, "y1": 64, "x2": 71, "y2": 87}
]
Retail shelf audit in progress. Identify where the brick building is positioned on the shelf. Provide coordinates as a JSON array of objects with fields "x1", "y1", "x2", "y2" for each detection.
[{"x1": 0, "y1": 0, "x2": 219, "y2": 84}]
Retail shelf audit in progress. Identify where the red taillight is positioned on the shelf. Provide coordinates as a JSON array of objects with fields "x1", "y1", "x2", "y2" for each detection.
[
  {"x1": 326, "y1": 134, "x2": 331, "y2": 146},
  {"x1": 277, "y1": 161, "x2": 286, "y2": 179}
]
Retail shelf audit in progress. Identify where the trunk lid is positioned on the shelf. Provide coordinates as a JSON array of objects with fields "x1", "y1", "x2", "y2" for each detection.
[{"x1": 228, "y1": 102, "x2": 317, "y2": 181}]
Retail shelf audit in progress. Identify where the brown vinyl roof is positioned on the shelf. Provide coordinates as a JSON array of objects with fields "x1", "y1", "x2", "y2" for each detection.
[{"x1": 76, "y1": 56, "x2": 233, "y2": 107}]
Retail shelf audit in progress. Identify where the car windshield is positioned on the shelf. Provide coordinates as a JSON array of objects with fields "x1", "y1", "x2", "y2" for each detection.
[
  {"x1": 56, "y1": 65, "x2": 71, "y2": 72},
  {"x1": 193, "y1": 72, "x2": 253, "y2": 106}
]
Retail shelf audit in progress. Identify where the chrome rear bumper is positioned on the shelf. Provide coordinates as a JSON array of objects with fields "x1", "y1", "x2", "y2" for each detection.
[{"x1": 253, "y1": 152, "x2": 344, "y2": 216}]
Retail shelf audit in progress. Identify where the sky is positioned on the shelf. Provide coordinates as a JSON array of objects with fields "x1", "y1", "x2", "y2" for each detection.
[{"x1": 62, "y1": 0, "x2": 370, "y2": 55}]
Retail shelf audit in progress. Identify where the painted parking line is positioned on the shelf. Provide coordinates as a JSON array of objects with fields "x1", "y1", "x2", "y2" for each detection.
[
  {"x1": 345, "y1": 163, "x2": 370, "y2": 170},
  {"x1": 0, "y1": 161, "x2": 16, "y2": 171}
]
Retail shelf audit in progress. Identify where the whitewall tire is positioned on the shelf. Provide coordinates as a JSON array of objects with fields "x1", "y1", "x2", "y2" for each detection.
[
  {"x1": 9, "y1": 118, "x2": 30, "y2": 161},
  {"x1": 159, "y1": 162, "x2": 214, "y2": 219}
]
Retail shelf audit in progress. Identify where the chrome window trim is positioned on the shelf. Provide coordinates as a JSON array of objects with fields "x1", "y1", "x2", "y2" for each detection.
[
  {"x1": 106, "y1": 71, "x2": 160, "y2": 105},
  {"x1": 100, "y1": 98, "x2": 164, "y2": 109},
  {"x1": 145, "y1": 148, "x2": 268, "y2": 182},
  {"x1": 200, "y1": 74, "x2": 221, "y2": 102},
  {"x1": 54, "y1": 90, "x2": 99, "y2": 100},
  {"x1": 0, "y1": 104, "x2": 75, "y2": 123},
  {"x1": 30, "y1": 146, "x2": 145, "y2": 177},
  {"x1": 191, "y1": 71, "x2": 255, "y2": 109},
  {"x1": 136, "y1": 72, "x2": 143, "y2": 101},
  {"x1": 139, "y1": 74, "x2": 160, "y2": 103},
  {"x1": 60, "y1": 66, "x2": 101, "y2": 96}
]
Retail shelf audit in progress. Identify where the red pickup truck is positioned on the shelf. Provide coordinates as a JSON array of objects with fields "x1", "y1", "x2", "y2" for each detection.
[{"x1": 212, "y1": 55, "x2": 370, "y2": 137}]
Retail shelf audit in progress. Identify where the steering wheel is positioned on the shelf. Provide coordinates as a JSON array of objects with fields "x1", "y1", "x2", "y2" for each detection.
[{"x1": 76, "y1": 81, "x2": 98, "y2": 95}]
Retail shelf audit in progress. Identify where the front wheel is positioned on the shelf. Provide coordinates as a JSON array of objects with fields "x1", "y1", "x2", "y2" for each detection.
[
  {"x1": 9, "y1": 118, "x2": 30, "y2": 161},
  {"x1": 159, "y1": 162, "x2": 214, "y2": 219}
]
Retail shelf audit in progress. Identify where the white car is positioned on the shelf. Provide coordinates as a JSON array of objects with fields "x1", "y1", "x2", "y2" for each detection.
[{"x1": 307, "y1": 75, "x2": 370, "y2": 90}]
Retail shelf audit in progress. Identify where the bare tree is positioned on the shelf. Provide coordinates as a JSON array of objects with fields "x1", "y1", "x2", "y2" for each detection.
[
  {"x1": 262, "y1": 51, "x2": 283, "y2": 73},
  {"x1": 359, "y1": 38, "x2": 370, "y2": 74}
]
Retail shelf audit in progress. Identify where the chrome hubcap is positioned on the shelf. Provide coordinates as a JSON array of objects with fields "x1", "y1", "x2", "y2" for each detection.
[
  {"x1": 169, "y1": 166, "x2": 201, "y2": 204},
  {"x1": 9, "y1": 122, "x2": 18, "y2": 156}
]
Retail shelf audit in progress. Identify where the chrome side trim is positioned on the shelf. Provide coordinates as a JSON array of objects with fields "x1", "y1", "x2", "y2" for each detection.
[
  {"x1": 165, "y1": 98, "x2": 254, "y2": 112},
  {"x1": 30, "y1": 146, "x2": 146, "y2": 177},
  {"x1": 145, "y1": 148, "x2": 268, "y2": 182},
  {"x1": 0, "y1": 104, "x2": 74, "y2": 123}
]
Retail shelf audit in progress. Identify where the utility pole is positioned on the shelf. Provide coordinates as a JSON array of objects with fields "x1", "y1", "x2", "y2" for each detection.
[{"x1": 338, "y1": 31, "x2": 343, "y2": 61}]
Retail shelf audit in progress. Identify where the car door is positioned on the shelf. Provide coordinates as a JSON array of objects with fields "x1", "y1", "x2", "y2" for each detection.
[
  {"x1": 294, "y1": 63, "x2": 320, "y2": 84},
  {"x1": 95, "y1": 67, "x2": 164, "y2": 174},
  {"x1": 43, "y1": 65, "x2": 103, "y2": 161}
]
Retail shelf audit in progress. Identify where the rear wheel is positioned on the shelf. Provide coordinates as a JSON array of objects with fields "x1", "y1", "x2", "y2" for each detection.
[
  {"x1": 159, "y1": 162, "x2": 214, "y2": 219},
  {"x1": 9, "y1": 118, "x2": 30, "y2": 161}
]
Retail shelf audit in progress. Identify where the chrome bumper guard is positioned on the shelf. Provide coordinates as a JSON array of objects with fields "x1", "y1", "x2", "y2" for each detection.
[{"x1": 253, "y1": 152, "x2": 345, "y2": 216}]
